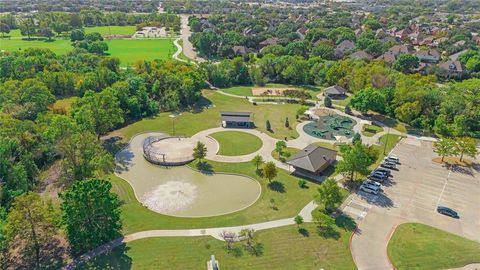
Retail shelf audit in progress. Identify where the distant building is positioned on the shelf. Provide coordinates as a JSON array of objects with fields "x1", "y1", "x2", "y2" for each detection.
[
  {"x1": 220, "y1": 112, "x2": 253, "y2": 128},
  {"x1": 232, "y1": 46, "x2": 248, "y2": 55},
  {"x1": 334, "y1": 40, "x2": 355, "y2": 58},
  {"x1": 416, "y1": 49, "x2": 440, "y2": 63},
  {"x1": 286, "y1": 144, "x2": 337, "y2": 176},
  {"x1": 350, "y1": 50, "x2": 373, "y2": 61},
  {"x1": 259, "y1": 37, "x2": 278, "y2": 50},
  {"x1": 439, "y1": 60, "x2": 466, "y2": 78},
  {"x1": 322, "y1": 85, "x2": 347, "y2": 99}
]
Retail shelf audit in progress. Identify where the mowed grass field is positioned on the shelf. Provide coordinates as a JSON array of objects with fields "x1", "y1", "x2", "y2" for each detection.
[
  {"x1": 0, "y1": 26, "x2": 175, "y2": 66},
  {"x1": 388, "y1": 223, "x2": 480, "y2": 270},
  {"x1": 210, "y1": 131, "x2": 263, "y2": 156},
  {"x1": 79, "y1": 223, "x2": 355, "y2": 270}
]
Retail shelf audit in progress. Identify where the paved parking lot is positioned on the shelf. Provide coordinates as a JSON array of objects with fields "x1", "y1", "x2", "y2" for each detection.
[{"x1": 349, "y1": 137, "x2": 480, "y2": 270}]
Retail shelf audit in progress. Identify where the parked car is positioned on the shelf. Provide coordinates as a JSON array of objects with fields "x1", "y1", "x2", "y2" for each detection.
[
  {"x1": 385, "y1": 155, "x2": 400, "y2": 164},
  {"x1": 437, "y1": 206, "x2": 459, "y2": 219},
  {"x1": 368, "y1": 174, "x2": 386, "y2": 183},
  {"x1": 363, "y1": 179, "x2": 381, "y2": 189},
  {"x1": 381, "y1": 161, "x2": 397, "y2": 169},
  {"x1": 360, "y1": 185, "x2": 380, "y2": 195},
  {"x1": 375, "y1": 168, "x2": 391, "y2": 177},
  {"x1": 370, "y1": 171, "x2": 388, "y2": 179}
]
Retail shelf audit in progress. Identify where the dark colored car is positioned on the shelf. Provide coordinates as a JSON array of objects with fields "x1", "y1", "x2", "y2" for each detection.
[{"x1": 437, "y1": 206, "x2": 459, "y2": 219}]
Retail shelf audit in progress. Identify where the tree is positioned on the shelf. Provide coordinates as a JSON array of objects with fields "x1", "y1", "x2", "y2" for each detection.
[
  {"x1": 349, "y1": 87, "x2": 387, "y2": 114},
  {"x1": 70, "y1": 29, "x2": 85, "y2": 41},
  {"x1": 238, "y1": 228, "x2": 255, "y2": 251},
  {"x1": 5, "y1": 193, "x2": 62, "y2": 269},
  {"x1": 275, "y1": 141, "x2": 287, "y2": 155},
  {"x1": 58, "y1": 132, "x2": 113, "y2": 182},
  {"x1": 335, "y1": 142, "x2": 376, "y2": 181},
  {"x1": 193, "y1": 141, "x2": 207, "y2": 162},
  {"x1": 19, "y1": 17, "x2": 36, "y2": 39},
  {"x1": 393, "y1": 54, "x2": 420, "y2": 73},
  {"x1": 251, "y1": 155, "x2": 264, "y2": 171},
  {"x1": 316, "y1": 178, "x2": 343, "y2": 213},
  {"x1": 0, "y1": 22, "x2": 10, "y2": 37},
  {"x1": 345, "y1": 105, "x2": 352, "y2": 115},
  {"x1": 352, "y1": 132, "x2": 362, "y2": 144},
  {"x1": 219, "y1": 231, "x2": 236, "y2": 251},
  {"x1": 324, "y1": 96, "x2": 332, "y2": 108},
  {"x1": 433, "y1": 137, "x2": 456, "y2": 162},
  {"x1": 60, "y1": 179, "x2": 122, "y2": 256},
  {"x1": 262, "y1": 161, "x2": 278, "y2": 183},
  {"x1": 266, "y1": 120, "x2": 271, "y2": 131},
  {"x1": 294, "y1": 215, "x2": 304, "y2": 227},
  {"x1": 285, "y1": 117, "x2": 290, "y2": 128},
  {"x1": 454, "y1": 137, "x2": 477, "y2": 161},
  {"x1": 38, "y1": 27, "x2": 54, "y2": 40},
  {"x1": 315, "y1": 212, "x2": 337, "y2": 238}
]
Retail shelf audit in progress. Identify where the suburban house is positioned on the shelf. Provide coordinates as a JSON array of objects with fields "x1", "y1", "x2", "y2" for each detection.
[
  {"x1": 220, "y1": 112, "x2": 253, "y2": 128},
  {"x1": 350, "y1": 50, "x2": 373, "y2": 61},
  {"x1": 377, "y1": 51, "x2": 396, "y2": 65},
  {"x1": 322, "y1": 85, "x2": 347, "y2": 99},
  {"x1": 232, "y1": 45, "x2": 248, "y2": 55},
  {"x1": 334, "y1": 40, "x2": 355, "y2": 58},
  {"x1": 416, "y1": 49, "x2": 440, "y2": 63},
  {"x1": 286, "y1": 144, "x2": 337, "y2": 177},
  {"x1": 259, "y1": 37, "x2": 278, "y2": 50},
  {"x1": 439, "y1": 60, "x2": 466, "y2": 78},
  {"x1": 449, "y1": 49, "x2": 468, "y2": 61}
]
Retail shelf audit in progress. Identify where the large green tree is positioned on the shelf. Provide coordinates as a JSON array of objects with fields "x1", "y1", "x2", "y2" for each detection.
[
  {"x1": 316, "y1": 178, "x2": 343, "y2": 213},
  {"x1": 60, "y1": 179, "x2": 122, "y2": 256},
  {"x1": 336, "y1": 142, "x2": 377, "y2": 181},
  {"x1": 5, "y1": 193, "x2": 63, "y2": 269}
]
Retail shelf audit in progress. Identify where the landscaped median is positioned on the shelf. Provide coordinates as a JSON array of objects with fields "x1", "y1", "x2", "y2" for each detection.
[
  {"x1": 210, "y1": 131, "x2": 263, "y2": 156},
  {"x1": 388, "y1": 223, "x2": 480, "y2": 270}
]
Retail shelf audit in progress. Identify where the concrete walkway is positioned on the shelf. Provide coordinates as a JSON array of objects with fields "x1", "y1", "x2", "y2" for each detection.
[
  {"x1": 65, "y1": 201, "x2": 318, "y2": 269},
  {"x1": 179, "y1": 14, "x2": 206, "y2": 63},
  {"x1": 191, "y1": 127, "x2": 289, "y2": 170}
]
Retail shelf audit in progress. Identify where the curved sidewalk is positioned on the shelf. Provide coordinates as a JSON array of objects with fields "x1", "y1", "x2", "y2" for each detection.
[{"x1": 65, "y1": 201, "x2": 318, "y2": 269}]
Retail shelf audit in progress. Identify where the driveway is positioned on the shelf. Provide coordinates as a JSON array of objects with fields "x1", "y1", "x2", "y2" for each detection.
[{"x1": 348, "y1": 137, "x2": 480, "y2": 269}]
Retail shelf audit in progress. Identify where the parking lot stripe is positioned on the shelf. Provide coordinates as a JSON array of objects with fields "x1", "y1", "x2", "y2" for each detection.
[{"x1": 435, "y1": 169, "x2": 451, "y2": 211}]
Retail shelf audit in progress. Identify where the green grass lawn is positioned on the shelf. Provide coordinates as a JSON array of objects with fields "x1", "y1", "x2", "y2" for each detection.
[
  {"x1": 110, "y1": 157, "x2": 319, "y2": 234},
  {"x1": 388, "y1": 223, "x2": 480, "y2": 270},
  {"x1": 332, "y1": 96, "x2": 352, "y2": 107},
  {"x1": 105, "y1": 39, "x2": 175, "y2": 66},
  {"x1": 210, "y1": 131, "x2": 263, "y2": 156},
  {"x1": 0, "y1": 38, "x2": 73, "y2": 55},
  {"x1": 114, "y1": 90, "x2": 301, "y2": 141},
  {"x1": 0, "y1": 37, "x2": 175, "y2": 66},
  {"x1": 271, "y1": 147, "x2": 301, "y2": 162},
  {"x1": 222, "y1": 86, "x2": 253, "y2": 96},
  {"x1": 361, "y1": 124, "x2": 384, "y2": 137},
  {"x1": 79, "y1": 223, "x2": 355, "y2": 270}
]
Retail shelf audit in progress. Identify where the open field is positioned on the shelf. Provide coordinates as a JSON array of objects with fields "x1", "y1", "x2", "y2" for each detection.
[
  {"x1": 106, "y1": 39, "x2": 175, "y2": 65},
  {"x1": 210, "y1": 131, "x2": 263, "y2": 156},
  {"x1": 0, "y1": 37, "x2": 175, "y2": 66},
  {"x1": 85, "y1": 26, "x2": 137, "y2": 36},
  {"x1": 114, "y1": 90, "x2": 302, "y2": 141},
  {"x1": 388, "y1": 223, "x2": 480, "y2": 270},
  {"x1": 271, "y1": 147, "x2": 300, "y2": 162},
  {"x1": 79, "y1": 223, "x2": 355, "y2": 270}
]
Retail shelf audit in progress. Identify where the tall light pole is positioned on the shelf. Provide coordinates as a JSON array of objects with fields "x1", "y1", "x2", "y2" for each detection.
[{"x1": 169, "y1": 114, "x2": 177, "y2": 136}]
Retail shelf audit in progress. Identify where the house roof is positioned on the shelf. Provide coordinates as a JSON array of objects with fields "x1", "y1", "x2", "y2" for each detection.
[
  {"x1": 232, "y1": 45, "x2": 247, "y2": 54},
  {"x1": 440, "y1": 60, "x2": 465, "y2": 72},
  {"x1": 221, "y1": 112, "x2": 252, "y2": 122},
  {"x1": 324, "y1": 85, "x2": 347, "y2": 95},
  {"x1": 388, "y1": 44, "x2": 411, "y2": 55},
  {"x1": 350, "y1": 50, "x2": 373, "y2": 60},
  {"x1": 286, "y1": 144, "x2": 337, "y2": 173},
  {"x1": 259, "y1": 37, "x2": 278, "y2": 46},
  {"x1": 416, "y1": 49, "x2": 440, "y2": 59},
  {"x1": 336, "y1": 40, "x2": 355, "y2": 51},
  {"x1": 449, "y1": 49, "x2": 468, "y2": 61}
]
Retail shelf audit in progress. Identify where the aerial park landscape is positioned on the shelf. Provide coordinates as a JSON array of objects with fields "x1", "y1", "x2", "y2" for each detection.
[{"x1": 0, "y1": 1, "x2": 480, "y2": 269}]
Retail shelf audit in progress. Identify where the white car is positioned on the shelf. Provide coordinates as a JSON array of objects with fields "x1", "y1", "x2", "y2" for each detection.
[
  {"x1": 385, "y1": 155, "x2": 400, "y2": 164},
  {"x1": 363, "y1": 180, "x2": 381, "y2": 189},
  {"x1": 360, "y1": 185, "x2": 380, "y2": 195}
]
